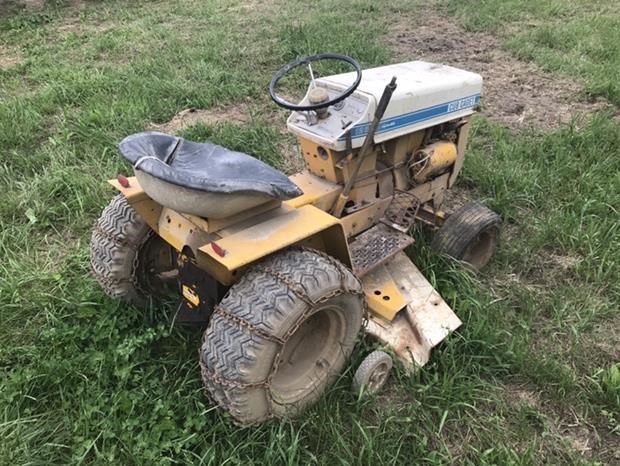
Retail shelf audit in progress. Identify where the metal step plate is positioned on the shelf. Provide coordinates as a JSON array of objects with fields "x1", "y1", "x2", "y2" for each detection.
[
  {"x1": 350, "y1": 224, "x2": 414, "y2": 276},
  {"x1": 381, "y1": 190, "x2": 420, "y2": 233}
]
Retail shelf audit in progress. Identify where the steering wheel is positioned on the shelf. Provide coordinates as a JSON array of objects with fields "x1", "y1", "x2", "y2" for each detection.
[{"x1": 269, "y1": 53, "x2": 362, "y2": 112}]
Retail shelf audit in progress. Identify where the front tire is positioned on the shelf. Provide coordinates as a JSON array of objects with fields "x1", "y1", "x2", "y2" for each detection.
[
  {"x1": 352, "y1": 350, "x2": 393, "y2": 395},
  {"x1": 432, "y1": 201, "x2": 500, "y2": 270},
  {"x1": 199, "y1": 248, "x2": 365, "y2": 425}
]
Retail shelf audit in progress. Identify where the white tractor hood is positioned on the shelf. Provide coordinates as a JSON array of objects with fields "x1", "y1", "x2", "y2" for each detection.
[{"x1": 287, "y1": 61, "x2": 483, "y2": 151}]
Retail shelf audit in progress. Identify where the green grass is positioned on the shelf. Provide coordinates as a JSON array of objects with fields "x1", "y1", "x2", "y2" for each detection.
[{"x1": 1, "y1": 0, "x2": 619, "y2": 464}]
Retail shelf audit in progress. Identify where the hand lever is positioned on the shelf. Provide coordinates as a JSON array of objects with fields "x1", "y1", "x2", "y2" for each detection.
[{"x1": 331, "y1": 77, "x2": 398, "y2": 218}]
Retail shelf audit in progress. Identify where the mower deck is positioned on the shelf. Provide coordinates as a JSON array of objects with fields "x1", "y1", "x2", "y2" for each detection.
[{"x1": 363, "y1": 251, "x2": 462, "y2": 371}]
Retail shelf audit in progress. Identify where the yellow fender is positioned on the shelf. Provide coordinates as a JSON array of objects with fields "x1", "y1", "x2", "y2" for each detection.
[{"x1": 109, "y1": 177, "x2": 351, "y2": 285}]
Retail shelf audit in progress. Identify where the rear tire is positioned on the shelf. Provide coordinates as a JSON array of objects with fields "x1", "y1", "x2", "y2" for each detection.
[
  {"x1": 90, "y1": 195, "x2": 177, "y2": 305},
  {"x1": 199, "y1": 248, "x2": 365, "y2": 425},
  {"x1": 432, "y1": 201, "x2": 500, "y2": 270}
]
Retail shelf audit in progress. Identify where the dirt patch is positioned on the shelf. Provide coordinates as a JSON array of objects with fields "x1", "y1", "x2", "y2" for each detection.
[
  {"x1": 0, "y1": 49, "x2": 23, "y2": 69},
  {"x1": 502, "y1": 382, "x2": 543, "y2": 410},
  {"x1": 546, "y1": 253, "x2": 581, "y2": 270},
  {"x1": 0, "y1": 0, "x2": 43, "y2": 14},
  {"x1": 224, "y1": 1, "x2": 261, "y2": 14},
  {"x1": 555, "y1": 411, "x2": 617, "y2": 461},
  {"x1": 388, "y1": 14, "x2": 609, "y2": 131},
  {"x1": 505, "y1": 384, "x2": 541, "y2": 408},
  {"x1": 588, "y1": 315, "x2": 620, "y2": 362},
  {"x1": 520, "y1": 248, "x2": 591, "y2": 287},
  {"x1": 441, "y1": 184, "x2": 475, "y2": 212},
  {"x1": 16, "y1": 0, "x2": 45, "y2": 8},
  {"x1": 6, "y1": 0, "x2": 89, "y2": 9},
  {"x1": 520, "y1": 250, "x2": 583, "y2": 282},
  {"x1": 149, "y1": 107, "x2": 251, "y2": 134},
  {"x1": 56, "y1": 19, "x2": 113, "y2": 35},
  {"x1": 564, "y1": 426, "x2": 596, "y2": 456}
]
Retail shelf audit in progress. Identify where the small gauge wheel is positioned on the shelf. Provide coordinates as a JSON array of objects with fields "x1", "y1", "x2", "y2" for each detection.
[{"x1": 352, "y1": 350, "x2": 393, "y2": 395}]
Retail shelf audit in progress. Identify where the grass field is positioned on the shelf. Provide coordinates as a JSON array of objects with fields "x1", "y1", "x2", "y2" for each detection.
[{"x1": 1, "y1": 0, "x2": 618, "y2": 464}]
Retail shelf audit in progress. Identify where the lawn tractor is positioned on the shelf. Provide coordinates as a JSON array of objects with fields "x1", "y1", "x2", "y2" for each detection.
[{"x1": 91, "y1": 53, "x2": 500, "y2": 424}]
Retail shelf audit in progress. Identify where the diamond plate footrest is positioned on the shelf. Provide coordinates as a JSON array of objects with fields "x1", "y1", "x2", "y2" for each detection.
[
  {"x1": 381, "y1": 190, "x2": 420, "y2": 233},
  {"x1": 350, "y1": 224, "x2": 414, "y2": 277}
]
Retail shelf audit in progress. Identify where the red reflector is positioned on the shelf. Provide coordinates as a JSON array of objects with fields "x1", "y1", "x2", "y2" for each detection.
[
  {"x1": 211, "y1": 242, "x2": 226, "y2": 257},
  {"x1": 117, "y1": 174, "x2": 130, "y2": 188}
]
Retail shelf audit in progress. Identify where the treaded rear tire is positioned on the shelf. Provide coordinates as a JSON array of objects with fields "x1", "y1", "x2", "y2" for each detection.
[
  {"x1": 90, "y1": 194, "x2": 174, "y2": 305},
  {"x1": 432, "y1": 201, "x2": 500, "y2": 270},
  {"x1": 199, "y1": 248, "x2": 365, "y2": 425}
]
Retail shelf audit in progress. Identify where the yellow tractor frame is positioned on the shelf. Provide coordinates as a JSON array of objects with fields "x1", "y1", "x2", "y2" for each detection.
[{"x1": 109, "y1": 121, "x2": 471, "y2": 371}]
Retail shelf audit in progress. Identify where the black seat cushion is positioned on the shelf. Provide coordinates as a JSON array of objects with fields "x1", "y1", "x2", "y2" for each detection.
[{"x1": 118, "y1": 132, "x2": 303, "y2": 200}]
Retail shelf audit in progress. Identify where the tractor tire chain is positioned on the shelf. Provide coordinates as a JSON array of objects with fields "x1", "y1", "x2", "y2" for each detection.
[
  {"x1": 199, "y1": 363, "x2": 270, "y2": 390},
  {"x1": 263, "y1": 246, "x2": 370, "y2": 333},
  {"x1": 129, "y1": 229, "x2": 159, "y2": 298},
  {"x1": 300, "y1": 246, "x2": 370, "y2": 331},
  {"x1": 201, "y1": 289, "x2": 342, "y2": 421},
  {"x1": 90, "y1": 262, "x2": 132, "y2": 287},
  {"x1": 92, "y1": 223, "x2": 140, "y2": 252},
  {"x1": 213, "y1": 305, "x2": 286, "y2": 345},
  {"x1": 202, "y1": 284, "x2": 352, "y2": 391},
  {"x1": 96, "y1": 193, "x2": 143, "y2": 236},
  {"x1": 253, "y1": 266, "x2": 315, "y2": 307},
  {"x1": 90, "y1": 194, "x2": 169, "y2": 305},
  {"x1": 198, "y1": 305, "x2": 278, "y2": 424},
  {"x1": 296, "y1": 248, "x2": 370, "y2": 358},
  {"x1": 254, "y1": 250, "x2": 366, "y2": 344},
  {"x1": 199, "y1": 248, "x2": 365, "y2": 424},
  {"x1": 299, "y1": 246, "x2": 351, "y2": 292}
]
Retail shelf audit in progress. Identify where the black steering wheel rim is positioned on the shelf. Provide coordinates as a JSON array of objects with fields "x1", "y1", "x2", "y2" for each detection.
[{"x1": 269, "y1": 53, "x2": 362, "y2": 112}]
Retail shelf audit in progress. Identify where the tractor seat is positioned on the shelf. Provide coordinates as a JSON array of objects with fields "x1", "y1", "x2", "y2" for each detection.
[{"x1": 119, "y1": 132, "x2": 303, "y2": 200}]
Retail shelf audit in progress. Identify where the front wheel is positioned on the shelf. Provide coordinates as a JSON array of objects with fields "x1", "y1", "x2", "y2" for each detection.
[
  {"x1": 199, "y1": 248, "x2": 365, "y2": 425},
  {"x1": 432, "y1": 201, "x2": 501, "y2": 270},
  {"x1": 352, "y1": 350, "x2": 393, "y2": 395}
]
